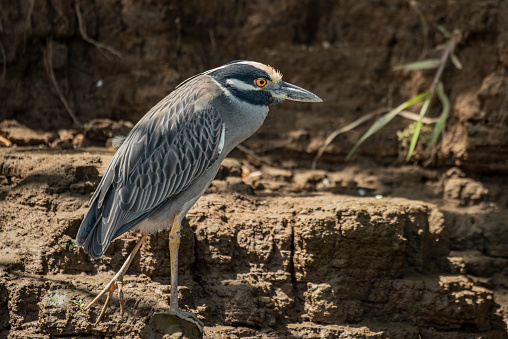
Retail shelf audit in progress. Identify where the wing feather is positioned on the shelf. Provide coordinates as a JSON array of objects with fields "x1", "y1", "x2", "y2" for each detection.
[{"x1": 76, "y1": 78, "x2": 224, "y2": 258}]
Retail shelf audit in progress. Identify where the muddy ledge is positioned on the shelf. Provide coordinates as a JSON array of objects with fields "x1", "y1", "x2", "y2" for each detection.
[{"x1": 0, "y1": 147, "x2": 506, "y2": 338}]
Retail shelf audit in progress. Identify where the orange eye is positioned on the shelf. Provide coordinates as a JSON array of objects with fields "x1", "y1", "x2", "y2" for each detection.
[{"x1": 255, "y1": 78, "x2": 267, "y2": 87}]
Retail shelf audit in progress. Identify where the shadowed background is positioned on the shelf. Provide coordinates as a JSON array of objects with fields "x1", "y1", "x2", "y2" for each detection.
[{"x1": 2, "y1": 0, "x2": 508, "y2": 170}]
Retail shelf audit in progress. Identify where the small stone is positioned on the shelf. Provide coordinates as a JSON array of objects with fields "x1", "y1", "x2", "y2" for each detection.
[
  {"x1": 72, "y1": 134, "x2": 85, "y2": 148},
  {"x1": 58, "y1": 129, "x2": 75, "y2": 143},
  {"x1": 0, "y1": 119, "x2": 49, "y2": 146},
  {"x1": 261, "y1": 166, "x2": 293, "y2": 182},
  {"x1": 84, "y1": 118, "x2": 133, "y2": 143},
  {"x1": 0, "y1": 135, "x2": 12, "y2": 147},
  {"x1": 149, "y1": 313, "x2": 202, "y2": 339}
]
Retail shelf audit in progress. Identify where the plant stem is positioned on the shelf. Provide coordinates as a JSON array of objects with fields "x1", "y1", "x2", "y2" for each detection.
[{"x1": 429, "y1": 30, "x2": 460, "y2": 93}]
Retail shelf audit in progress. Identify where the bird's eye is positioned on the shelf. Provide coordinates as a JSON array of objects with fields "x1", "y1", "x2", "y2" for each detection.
[{"x1": 255, "y1": 78, "x2": 267, "y2": 87}]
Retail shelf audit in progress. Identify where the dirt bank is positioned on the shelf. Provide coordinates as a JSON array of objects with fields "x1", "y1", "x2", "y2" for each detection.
[
  {"x1": 1, "y1": 1, "x2": 508, "y2": 170},
  {"x1": 0, "y1": 147, "x2": 507, "y2": 338},
  {"x1": 1, "y1": 0, "x2": 508, "y2": 338}
]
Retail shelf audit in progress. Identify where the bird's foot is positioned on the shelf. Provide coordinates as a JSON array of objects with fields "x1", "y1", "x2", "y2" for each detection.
[
  {"x1": 84, "y1": 233, "x2": 149, "y2": 324},
  {"x1": 155, "y1": 308, "x2": 205, "y2": 333},
  {"x1": 84, "y1": 277, "x2": 126, "y2": 324}
]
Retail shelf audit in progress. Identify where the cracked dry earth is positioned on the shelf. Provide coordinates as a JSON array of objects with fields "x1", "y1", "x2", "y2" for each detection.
[{"x1": 0, "y1": 147, "x2": 507, "y2": 338}]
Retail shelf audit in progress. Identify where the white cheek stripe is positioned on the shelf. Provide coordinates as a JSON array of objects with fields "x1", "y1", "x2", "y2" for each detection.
[
  {"x1": 225, "y1": 78, "x2": 259, "y2": 92},
  {"x1": 208, "y1": 76, "x2": 262, "y2": 113}
]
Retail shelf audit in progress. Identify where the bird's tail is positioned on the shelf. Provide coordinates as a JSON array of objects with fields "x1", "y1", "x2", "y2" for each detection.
[{"x1": 75, "y1": 198, "x2": 100, "y2": 249}]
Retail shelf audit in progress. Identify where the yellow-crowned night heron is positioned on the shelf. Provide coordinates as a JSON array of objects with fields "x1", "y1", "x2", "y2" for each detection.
[{"x1": 76, "y1": 60, "x2": 322, "y2": 331}]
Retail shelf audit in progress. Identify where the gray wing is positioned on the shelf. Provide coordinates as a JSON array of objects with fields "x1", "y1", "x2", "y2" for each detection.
[{"x1": 76, "y1": 80, "x2": 224, "y2": 258}]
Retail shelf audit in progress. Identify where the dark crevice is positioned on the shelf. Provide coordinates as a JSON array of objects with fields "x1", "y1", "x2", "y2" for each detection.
[{"x1": 287, "y1": 221, "x2": 302, "y2": 321}]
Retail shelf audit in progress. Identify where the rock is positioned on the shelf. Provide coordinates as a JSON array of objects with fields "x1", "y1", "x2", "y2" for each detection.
[
  {"x1": 0, "y1": 120, "x2": 50, "y2": 146},
  {"x1": 84, "y1": 118, "x2": 134, "y2": 143},
  {"x1": 304, "y1": 283, "x2": 341, "y2": 323},
  {"x1": 483, "y1": 211, "x2": 508, "y2": 258},
  {"x1": 260, "y1": 165, "x2": 293, "y2": 182},
  {"x1": 443, "y1": 208, "x2": 508, "y2": 259},
  {"x1": 215, "y1": 158, "x2": 243, "y2": 180},
  {"x1": 141, "y1": 313, "x2": 203, "y2": 339},
  {"x1": 226, "y1": 177, "x2": 255, "y2": 195},
  {"x1": 366, "y1": 276, "x2": 495, "y2": 332},
  {"x1": 0, "y1": 135, "x2": 11, "y2": 147},
  {"x1": 58, "y1": 129, "x2": 76, "y2": 143},
  {"x1": 210, "y1": 279, "x2": 277, "y2": 327},
  {"x1": 57, "y1": 141, "x2": 74, "y2": 150},
  {"x1": 69, "y1": 181, "x2": 96, "y2": 194},
  {"x1": 448, "y1": 251, "x2": 508, "y2": 279},
  {"x1": 293, "y1": 170, "x2": 329, "y2": 192},
  {"x1": 444, "y1": 177, "x2": 489, "y2": 206},
  {"x1": 72, "y1": 133, "x2": 85, "y2": 148}
]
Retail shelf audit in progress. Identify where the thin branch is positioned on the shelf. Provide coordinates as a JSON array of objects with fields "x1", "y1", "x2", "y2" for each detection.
[
  {"x1": 429, "y1": 30, "x2": 460, "y2": 93},
  {"x1": 43, "y1": 38, "x2": 83, "y2": 128},
  {"x1": 75, "y1": 3, "x2": 122, "y2": 58}
]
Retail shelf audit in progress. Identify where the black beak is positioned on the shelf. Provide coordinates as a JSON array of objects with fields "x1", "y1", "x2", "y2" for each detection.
[{"x1": 270, "y1": 81, "x2": 323, "y2": 103}]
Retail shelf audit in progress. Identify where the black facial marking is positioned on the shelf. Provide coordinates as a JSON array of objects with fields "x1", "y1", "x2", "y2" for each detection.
[
  {"x1": 208, "y1": 63, "x2": 280, "y2": 106},
  {"x1": 209, "y1": 64, "x2": 267, "y2": 83}
]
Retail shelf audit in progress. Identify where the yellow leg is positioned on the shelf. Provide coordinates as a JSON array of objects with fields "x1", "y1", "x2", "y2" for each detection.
[
  {"x1": 169, "y1": 214, "x2": 182, "y2": 311},
  {"x1": 158, "y1": 214, "x2": 204, "y2": 332},
  {"x1": 84, "y1": 232, "x2": 149, "y2": 324}
]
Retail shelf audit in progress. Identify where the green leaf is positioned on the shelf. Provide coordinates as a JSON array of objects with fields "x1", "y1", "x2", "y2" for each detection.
[
  {"x1": 437, "y1": 25, "x2": 451, "y2": 39},
  {"x1": 450, "y1": 53, "x2": 463, "y2": 70},
  {"x1": 346, "y1": 92, "x2": 432, "y2": 160},
  {"x1": 393, "y1": 59, "x2": 440, "y2": 71},
  {"x1": 428, "y1": 82, "x2": 450, "y2": 148},
  {"x1": 406, "y1": 95, "x2": 433, "y2": 161}
]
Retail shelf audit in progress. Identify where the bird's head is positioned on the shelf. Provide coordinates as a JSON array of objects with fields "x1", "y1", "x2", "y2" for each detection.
[{"x1": 203, "y1": 61, "x2": 322, "y2": 106}]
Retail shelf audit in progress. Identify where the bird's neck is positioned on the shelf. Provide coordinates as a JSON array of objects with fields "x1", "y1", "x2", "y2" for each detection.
[{"x1": 218, "y1": 94, "x2": 269, "y2": 154}]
